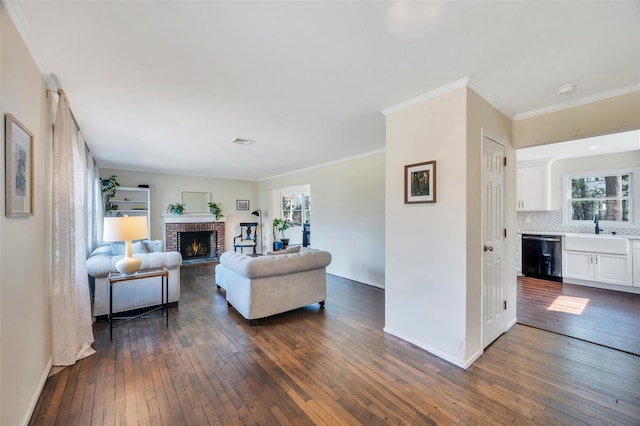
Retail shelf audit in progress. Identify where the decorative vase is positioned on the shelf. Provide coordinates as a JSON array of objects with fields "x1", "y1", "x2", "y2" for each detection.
[
  {"x1": 280, "y1": 238, "x2": 289, "y2": 249},
  {"x1": 273, "y1": 241, "x2": 283, "y2": 251}
]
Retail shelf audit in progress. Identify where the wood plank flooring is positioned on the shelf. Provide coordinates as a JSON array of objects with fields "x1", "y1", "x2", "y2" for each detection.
[
  {"x1": 517, "y1": 276, "x2": 640, "y2": 355},
  {"x1": 29, "y1": 265, "x2": 640, "y2": 425}
]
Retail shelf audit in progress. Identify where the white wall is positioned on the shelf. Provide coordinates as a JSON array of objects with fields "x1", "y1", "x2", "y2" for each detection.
[
  {"x1": 466, "y1": 88, "x2": 515, "y2": 361},
  {"x1": 384, "y1": 87, "x2": 470, "y2": 366},
  {"x1": 1, "y1": 6, "x2": 54, "y2": 425},
  {"x1": 99, "y1": 168, "x2": 259, "y2": 253},
  {"x1": 259, "y1": 152, "x2": 385, "y2": 288},
  {"x1": 384, "y1": 85, "x2": 514, "y2": 369}
]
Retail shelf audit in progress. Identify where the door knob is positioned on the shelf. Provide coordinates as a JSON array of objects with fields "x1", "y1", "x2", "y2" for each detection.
[{"x1": 484, "y1": 245, "x2": 494, "y2": 252}]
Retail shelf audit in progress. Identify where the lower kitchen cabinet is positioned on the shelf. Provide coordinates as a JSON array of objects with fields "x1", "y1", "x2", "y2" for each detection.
[{"x1": 563, "y1": 250, "x2": 632, "y2": 287}]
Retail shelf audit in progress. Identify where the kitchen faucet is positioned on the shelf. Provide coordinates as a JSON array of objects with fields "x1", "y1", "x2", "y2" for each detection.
[{"x1": 593, "y1": 213, "x2": 600, "y2": 234}]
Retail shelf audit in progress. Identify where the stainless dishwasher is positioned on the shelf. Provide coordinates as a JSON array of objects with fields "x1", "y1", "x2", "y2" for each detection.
[{"x1": 521, "y1": 234, "x2": 562, "y2": 282}]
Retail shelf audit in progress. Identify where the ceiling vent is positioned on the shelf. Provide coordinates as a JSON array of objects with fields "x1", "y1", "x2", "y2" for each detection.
[{"x1": 231, "y1": 137, "x2": 255, "y2": 146}]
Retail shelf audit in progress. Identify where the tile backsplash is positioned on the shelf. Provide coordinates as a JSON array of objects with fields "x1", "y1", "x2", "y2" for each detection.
[{"x1": 517, "y1": 210, "x2": 640, "y2": 236}]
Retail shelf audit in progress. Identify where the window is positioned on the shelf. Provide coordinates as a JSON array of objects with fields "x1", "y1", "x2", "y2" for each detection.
[
  {"x1": 563, "y1": 168, "x2": 637, "y2": 226},
  {"x1": 282, "y1": 192, "x2": 310, "y2": 226}
]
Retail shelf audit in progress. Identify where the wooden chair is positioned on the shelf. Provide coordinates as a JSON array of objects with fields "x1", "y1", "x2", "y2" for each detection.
[{"x1": 233, "y1": 222, "x2": 258, "y2": 256}]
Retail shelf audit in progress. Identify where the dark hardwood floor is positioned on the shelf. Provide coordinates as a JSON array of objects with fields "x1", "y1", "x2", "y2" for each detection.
[
  {"x1": 517, "y1": 276, "x2": 640, "y2": 355},
  {"x1": 30, "y1": 265, "x2": 640, "y2": 425}
]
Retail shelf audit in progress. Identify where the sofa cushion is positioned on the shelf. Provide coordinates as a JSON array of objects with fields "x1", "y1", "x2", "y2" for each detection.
[
  {"x1": 90, "y1": 243, "x2": 115, "y2": 256},
  {"x1": 219, "y1": 250, "x2": 331, "y2": 279},
  {"x1": 86, "y1": 240, "x2": 182, "y2": 278},
  {"x1": 111, "y1": 241, "x2": 147, "y2": 255},
  {"x1": 265, "y1": 246, "x2": 301, "y2": 256},
  {"x1": 143, "y1": 240, "x2": 164, "y2": 253}
]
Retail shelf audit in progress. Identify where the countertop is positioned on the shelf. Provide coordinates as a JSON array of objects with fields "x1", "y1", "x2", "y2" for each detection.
[{"x1": 517, "y1": 230, "x2": 640, "y2": 240}]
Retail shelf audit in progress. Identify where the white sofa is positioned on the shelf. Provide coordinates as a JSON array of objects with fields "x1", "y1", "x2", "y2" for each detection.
[
  {"x1": 215, "y1": 247, "x2": 332, "y2": 322},
  {"x1": 86, "y1": 240, "x2": 182, "y2": 317}
]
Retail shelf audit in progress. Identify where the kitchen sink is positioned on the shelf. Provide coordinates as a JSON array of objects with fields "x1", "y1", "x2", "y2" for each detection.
[{"x1": 564, "y1": 233, "x2": 629, "y2": 254}]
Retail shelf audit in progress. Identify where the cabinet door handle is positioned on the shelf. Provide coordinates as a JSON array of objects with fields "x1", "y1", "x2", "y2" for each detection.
[
  {"x1": 590, "y1": 254, "x2": 593, "y2": 263},
  {"x1": 595, "y1": 255, "x2": 598, "y2": 264}
]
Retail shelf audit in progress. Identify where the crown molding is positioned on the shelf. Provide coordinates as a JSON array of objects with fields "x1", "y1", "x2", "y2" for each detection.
[
  {"x1": 3, "y1": 1, "x2": 49, "y2": 74},
  {"x1": 466, "y1": 78, "x2": 514, "y2": 119},
  {"x1": 260, "y1": 148, "x2": 386, "y2": 182},
  {"x1": 381, "y1": 77, "x2": 470, "y2": 116},
  {"x1": 514, "y1": 84, "x2": 640, "y2": 121},
  {"x1": 381, "y1": 76, "x2": 515, "y2": 120}
]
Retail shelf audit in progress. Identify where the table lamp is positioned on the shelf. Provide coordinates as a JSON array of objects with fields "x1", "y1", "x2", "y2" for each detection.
[{"x1": 103, "y1": 215, "x2": 149, "y2": 275}]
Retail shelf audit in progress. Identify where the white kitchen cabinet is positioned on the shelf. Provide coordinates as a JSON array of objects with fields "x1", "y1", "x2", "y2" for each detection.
[
  {"x1": 563, "y1": 234, "x2": 633, "y2": 287},
  {"x1": 633, "y1": 240, "x2": 640, "y2": 287},
  {"x1": 595, "y1": 253, "x2": 632, "y2": 286},
  {"x1": 516, "y1": 159, "x2": 551, "y2": 211},
  {"x1": 564, "y1": 250, "x2": 631, "y2": 286},
  {"x1": 563, "y1": 250, "x2": 593, "y2": 281}
]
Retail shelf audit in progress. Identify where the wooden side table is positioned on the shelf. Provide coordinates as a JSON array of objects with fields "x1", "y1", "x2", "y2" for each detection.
[{"x1": 108, "y1": 267, "x2": 169, "y2": 340}]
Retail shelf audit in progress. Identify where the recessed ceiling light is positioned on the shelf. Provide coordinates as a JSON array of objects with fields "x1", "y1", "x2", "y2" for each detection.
[
  {"x1": 588, "y1": 146, "x2": 598, "y2": 150},
  {"x1": 231, "y1": 137, "x2": 255, "y2": 146},
  {"x1": 556, "y1": 84, "x2": 576, "y2": 95}
]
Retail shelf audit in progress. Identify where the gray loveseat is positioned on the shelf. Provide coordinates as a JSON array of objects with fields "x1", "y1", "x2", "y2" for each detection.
[
  {"x1": 86, "y1": 240, "x2": 182, "y2": 317},
  {"x1": 215, "y1": 247, "x2": 332, "y2": 322}
]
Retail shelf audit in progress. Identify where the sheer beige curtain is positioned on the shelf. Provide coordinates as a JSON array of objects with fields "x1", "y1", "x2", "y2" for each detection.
[{"x1": 51, "y1": 93, "x2": 95, "y2": 366}]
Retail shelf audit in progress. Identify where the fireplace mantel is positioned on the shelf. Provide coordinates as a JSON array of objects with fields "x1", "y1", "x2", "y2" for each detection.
[{"x1": 162, "y1": 214, "x2": 226, "y2": 224}]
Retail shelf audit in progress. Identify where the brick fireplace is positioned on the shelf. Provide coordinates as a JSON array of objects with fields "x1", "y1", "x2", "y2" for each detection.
[{"x1": 164, "y1": 214, "x2": 225, "y2": 263}]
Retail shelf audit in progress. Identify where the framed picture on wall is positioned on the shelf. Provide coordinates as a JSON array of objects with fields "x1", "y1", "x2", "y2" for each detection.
[
  {"x1": 5, "y1": 114, "x2": 34, "y2": 217},
  {"x1": 236, "y1": 199, "x2": 249, "y2": 210},
  {"x1": 404, "y1": 160, "x2": 436, "y2": 204}
]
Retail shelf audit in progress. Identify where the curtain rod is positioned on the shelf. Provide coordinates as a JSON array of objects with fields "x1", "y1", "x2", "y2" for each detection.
[
  {"x1": 46, "y1": 88, "x2": 92, "y2": 154},
  {"x1": 46, "y1": 88, "x2": 81, "y2": 135}
]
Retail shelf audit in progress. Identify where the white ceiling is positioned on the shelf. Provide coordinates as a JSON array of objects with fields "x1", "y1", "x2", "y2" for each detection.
[{"x1": 7, "y1": 1, "x2": 640, "y2": 180}]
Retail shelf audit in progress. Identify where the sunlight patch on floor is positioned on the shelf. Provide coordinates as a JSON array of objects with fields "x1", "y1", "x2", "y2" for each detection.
[{"x1": 547, "y1": 295, "x2": 589, "y2": 315}]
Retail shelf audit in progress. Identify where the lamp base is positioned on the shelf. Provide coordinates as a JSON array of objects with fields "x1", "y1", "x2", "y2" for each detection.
[{"x1": 115, "y1": 256, "x2": 142, "y2": 275}]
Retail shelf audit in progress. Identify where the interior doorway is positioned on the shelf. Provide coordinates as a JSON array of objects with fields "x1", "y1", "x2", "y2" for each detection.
[
  {"x1": 271, "y1": 184, "x2": 310, "y2": 248},
  {"x1": 515, "y1": 129, "x2": 640, "y2": 353},
  {"x1": 481, "y1": 135, "x2": 507, "y2": 348}
]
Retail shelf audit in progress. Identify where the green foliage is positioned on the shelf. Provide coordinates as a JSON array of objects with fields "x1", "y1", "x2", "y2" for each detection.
[
  {"x1": 272, "y1": 218, "x2": 290, "y2": 239},
  {"x1": 570, "y1": 174, "x2": 629, "y2": 221},
  {"x1": 208, "y1": 202, "x2": 223, "y2": 220},
  {"x1": 166, "y1": 203, "x2": 186, "y2": 215},
  {"x1": 100, "y1": 175, "x2": 120, "y2": 211}
]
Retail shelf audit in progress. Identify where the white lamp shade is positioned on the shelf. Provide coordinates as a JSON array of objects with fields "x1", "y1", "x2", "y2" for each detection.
[
  {"x1": 103, "y1": 216, "x2": 148, "y2": 275},
  {"x1": 103, "y1": 216, "x2": 148, "y2": 242}
]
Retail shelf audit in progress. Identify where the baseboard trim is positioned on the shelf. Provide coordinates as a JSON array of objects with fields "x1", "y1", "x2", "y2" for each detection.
[
  {"x1": 21, "y1": 355, "x2": 52, "y2": 426},
  {"x1": 383, "y1": 326, "x2": 467, "y2": 370}
]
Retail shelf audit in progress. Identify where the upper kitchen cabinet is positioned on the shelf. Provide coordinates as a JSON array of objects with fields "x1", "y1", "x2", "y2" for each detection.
[{"x1": 516, "y1": 159, "x2": 551, "y2": 211}]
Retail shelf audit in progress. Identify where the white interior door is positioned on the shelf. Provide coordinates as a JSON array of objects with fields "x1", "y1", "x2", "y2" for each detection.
[{"x1": 482, "y1": 135, "x2": 506, "y2": 348}]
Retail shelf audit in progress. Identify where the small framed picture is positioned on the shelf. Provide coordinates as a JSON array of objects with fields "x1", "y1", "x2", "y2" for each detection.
[
  {"x1": 404, "y1": 160, "x2": 436, "y2": 204},
  {"x1": 5, "y1": 114, "x2": 34, "y2": 217},
  {"x1": 236, "y1": 199, "x2": 249, "y2": 210}
]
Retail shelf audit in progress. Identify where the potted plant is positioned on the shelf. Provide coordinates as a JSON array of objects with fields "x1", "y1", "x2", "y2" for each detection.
[
  {"x1": 208, "y1": 202, "x2": 224, "y2": 220},
  {"x1": 166, "y1": 203, "x2": 186, "y2": 215},
  {"x1": 273, "y1": 218, "x2": 291, "y2": 249},
  {"x1": 100, "y1": 175, "x2": 120, "y2": 212}
]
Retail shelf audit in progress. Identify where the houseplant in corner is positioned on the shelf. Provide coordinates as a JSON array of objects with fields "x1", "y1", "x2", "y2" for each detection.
[
  {"x1": 101, "y1": 175, "x2": 120, "y2": 213},
  {"x1": 166, "y1": 203, "x2": 185, "y2": 215},
  {"x1": 273, "y1": 218, "x2": 291, "y2": 249},
  {"x1": 208, "y1": 202, "x2": 224, "y2": 220}
]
